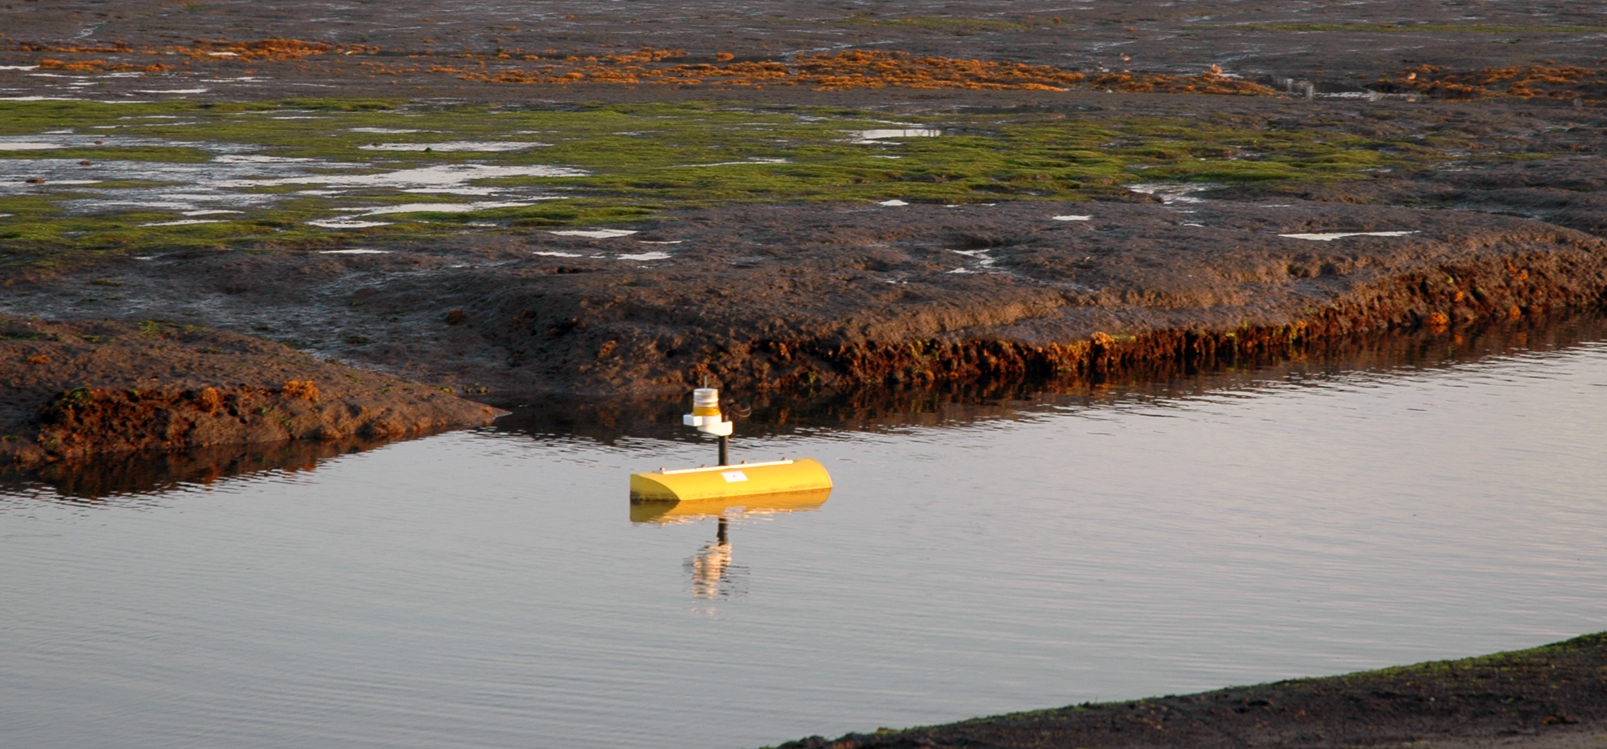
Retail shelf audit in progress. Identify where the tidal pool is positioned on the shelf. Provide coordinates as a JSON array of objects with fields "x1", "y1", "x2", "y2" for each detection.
[{"x1": 3, "y1": 330, "x2": 1606, "y2": 749}]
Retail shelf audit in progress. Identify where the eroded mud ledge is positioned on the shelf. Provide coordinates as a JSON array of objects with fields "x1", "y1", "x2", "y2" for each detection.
[
  {"x1": 489, "y1": 310, "x2": 1607, "y2": 444},
  {"x1": 0, "y1": 317, "x2": 501, "y2": 469}
]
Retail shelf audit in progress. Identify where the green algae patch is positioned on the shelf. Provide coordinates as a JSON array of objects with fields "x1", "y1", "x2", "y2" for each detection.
[
  {"x1": 0, "y1": 101, "x2": 193, "y2": 134},
  {"x1": 0, "y1": 98, "x2": 1554, "y2": 275},
  {"x1": 0, "y1": 146, "x2": 215, "y2": 163}
]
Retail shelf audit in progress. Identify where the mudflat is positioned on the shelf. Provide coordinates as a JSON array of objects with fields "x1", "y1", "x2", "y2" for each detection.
[
  {"x1": 2, "y1": 2, "x2": 1605, "y2": 746},
  {"x1": 1, "y1": 8, "x2": 1604, "y2": 456}
]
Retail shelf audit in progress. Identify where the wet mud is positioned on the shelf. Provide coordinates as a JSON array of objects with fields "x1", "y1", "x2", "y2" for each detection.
[
  {"x1": 0, "y1": 316, "x2": 500, "y2": 468},
  {"x1": 780, "y1": 633, "x2": 1607, "y2": 749}
]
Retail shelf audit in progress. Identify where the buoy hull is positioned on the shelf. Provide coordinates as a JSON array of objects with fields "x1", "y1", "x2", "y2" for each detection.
[
  {"x1": 629, "y1": 458, "x2": 832, "y2": 503},
  {"x1": 629, "y1": 487, "x2": 831, "y2": 523}
]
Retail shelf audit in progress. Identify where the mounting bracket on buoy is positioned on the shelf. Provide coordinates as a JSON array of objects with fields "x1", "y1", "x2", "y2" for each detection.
[{"x1": 683, "y1": 387, "x2": 734, "y2": 465}]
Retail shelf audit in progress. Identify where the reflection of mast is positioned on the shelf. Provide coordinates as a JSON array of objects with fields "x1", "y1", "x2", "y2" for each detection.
[{"x1": 688, "y1": 517, "x2": 732, "y2": 600}]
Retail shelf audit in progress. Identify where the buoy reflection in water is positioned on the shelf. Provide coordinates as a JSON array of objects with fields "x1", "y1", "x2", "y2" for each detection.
[{"x1": 630, "y1": 488, "x2": 831, "y2": 599}]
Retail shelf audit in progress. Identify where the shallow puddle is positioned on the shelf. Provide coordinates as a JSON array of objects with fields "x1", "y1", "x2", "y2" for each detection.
[
  {"x1": 3, "y1": 322, "x2": 1605, "y2": 749},
  {"x1": 307, "y1": 218, "x2": 392, "y2": 228},
  {"x1": 216, "y1": 163, "x2": 585, "y2": 192},
  {"x1": 1128, "y1": 182, "x2": 1224, "y2": 204},
  {"x1": 617, "y1": 251, "x2": 672, "y2": 261},
  {"x1": 0, "y1": 141, "x2": 72, "y2": 150},
  {"x1": 670, "y1": 157, "x2": 791, "y2": 167},
  {"x1": 137, "y1": 218, "x2": 222, "y2": 227},
  {"x1": 849, "y1": 127, "x2": 943, "y2": 142},
  {"x1": 357, "y1": 140, "x2": 548, "y2": 152},
  {"x1": 549, "y1": 228, "x2": 638, "y2": 238},
  {"x1": 341, "y1": 200, "x2": 539, "y2": 217},
  {"x1": 1280, "y1": 230, "x2": 1419, "y2": 241},
  {"x1": 0, "y1": 134, "x2": 582, "y2": 227}
]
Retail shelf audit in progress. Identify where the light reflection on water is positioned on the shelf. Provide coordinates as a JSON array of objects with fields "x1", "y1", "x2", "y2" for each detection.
[{"x1": 2, "y1": 337, "x2": 1606, "y2": 749}]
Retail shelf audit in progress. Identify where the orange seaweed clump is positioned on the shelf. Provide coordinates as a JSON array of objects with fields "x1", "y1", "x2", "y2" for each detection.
[
  {"x1": 1377, "y1": 64, "x2": 1605, "y2": 101},
  {"x1": 606, "y1": 47, "x2": 685, "y2": 64},
  {"x1": 358, "y1": 61, "x2": 422, "y2": 74},
  {"x1": 181, "y1": 38, "x2": 379, "y2": 60},
  {"x1": 791, "y1": 50, "x2": 1087, "y2": 91},
  {"x1": 453, "y1": 48, "x2": 1090, "y2": 91},
  {"x1": 12, "y1": 41, "x2": 147, "y2": 54},
  {"x1": 4, "y1": 36, "x2": 1323, "y2": 98},
  {"x1": 1090, "y1": 70, "x2": 1278, "y2": 95},
  {"x1": 9, "y1": 36, "x2": 379, "y2": 65},
  {"x1": 280, "y1": 380, "x2": 319, "y2": 402},
  {"x1": 725, "y1": 61, "x2": 792, "y2": 79},
  {"x1": 577, "y1": 67, "x2": 642, "y2": 84},
  {"x1": 38, "y1": 58, "x2": 172, "y2": 73},
  {"x1": 450, "y1": 49, "x2": 1293, "y2": 95}
]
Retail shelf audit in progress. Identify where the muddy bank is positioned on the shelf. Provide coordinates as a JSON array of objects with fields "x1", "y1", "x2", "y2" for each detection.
[
  {"x1": 490, "y1": 310, "x2": 1607, "y2": 444},
  {"x1": 778, "y1": 633, "x2": 1607, "y2": 749},
  {"x1": 15, "y1": 192, "x2": 1604, "y2": 403},
  {"x1": 0, "y1": 316, "x2": 500, "y2": 468},
  {"x1": 469, "y1": 200, "x2": 1607, "y2": 398}
]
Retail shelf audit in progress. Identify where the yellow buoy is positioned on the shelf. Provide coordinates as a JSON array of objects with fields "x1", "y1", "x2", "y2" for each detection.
[
  {"x1": 630, "y1": 458, "x2": 833, "y2": 503},
  {"x1": 630, "y1": 386, "x2": 833, "y2": 507}
]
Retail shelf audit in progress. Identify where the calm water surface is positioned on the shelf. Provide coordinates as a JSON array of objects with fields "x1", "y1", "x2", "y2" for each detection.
[{"x1": 3, "y1": 339, "x2": 1606, "y2": 749}]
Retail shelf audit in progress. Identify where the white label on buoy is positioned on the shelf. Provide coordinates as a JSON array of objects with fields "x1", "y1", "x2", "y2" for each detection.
[{"x1": 721, "y1": 471, "x2": 748, "y2": 483}]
